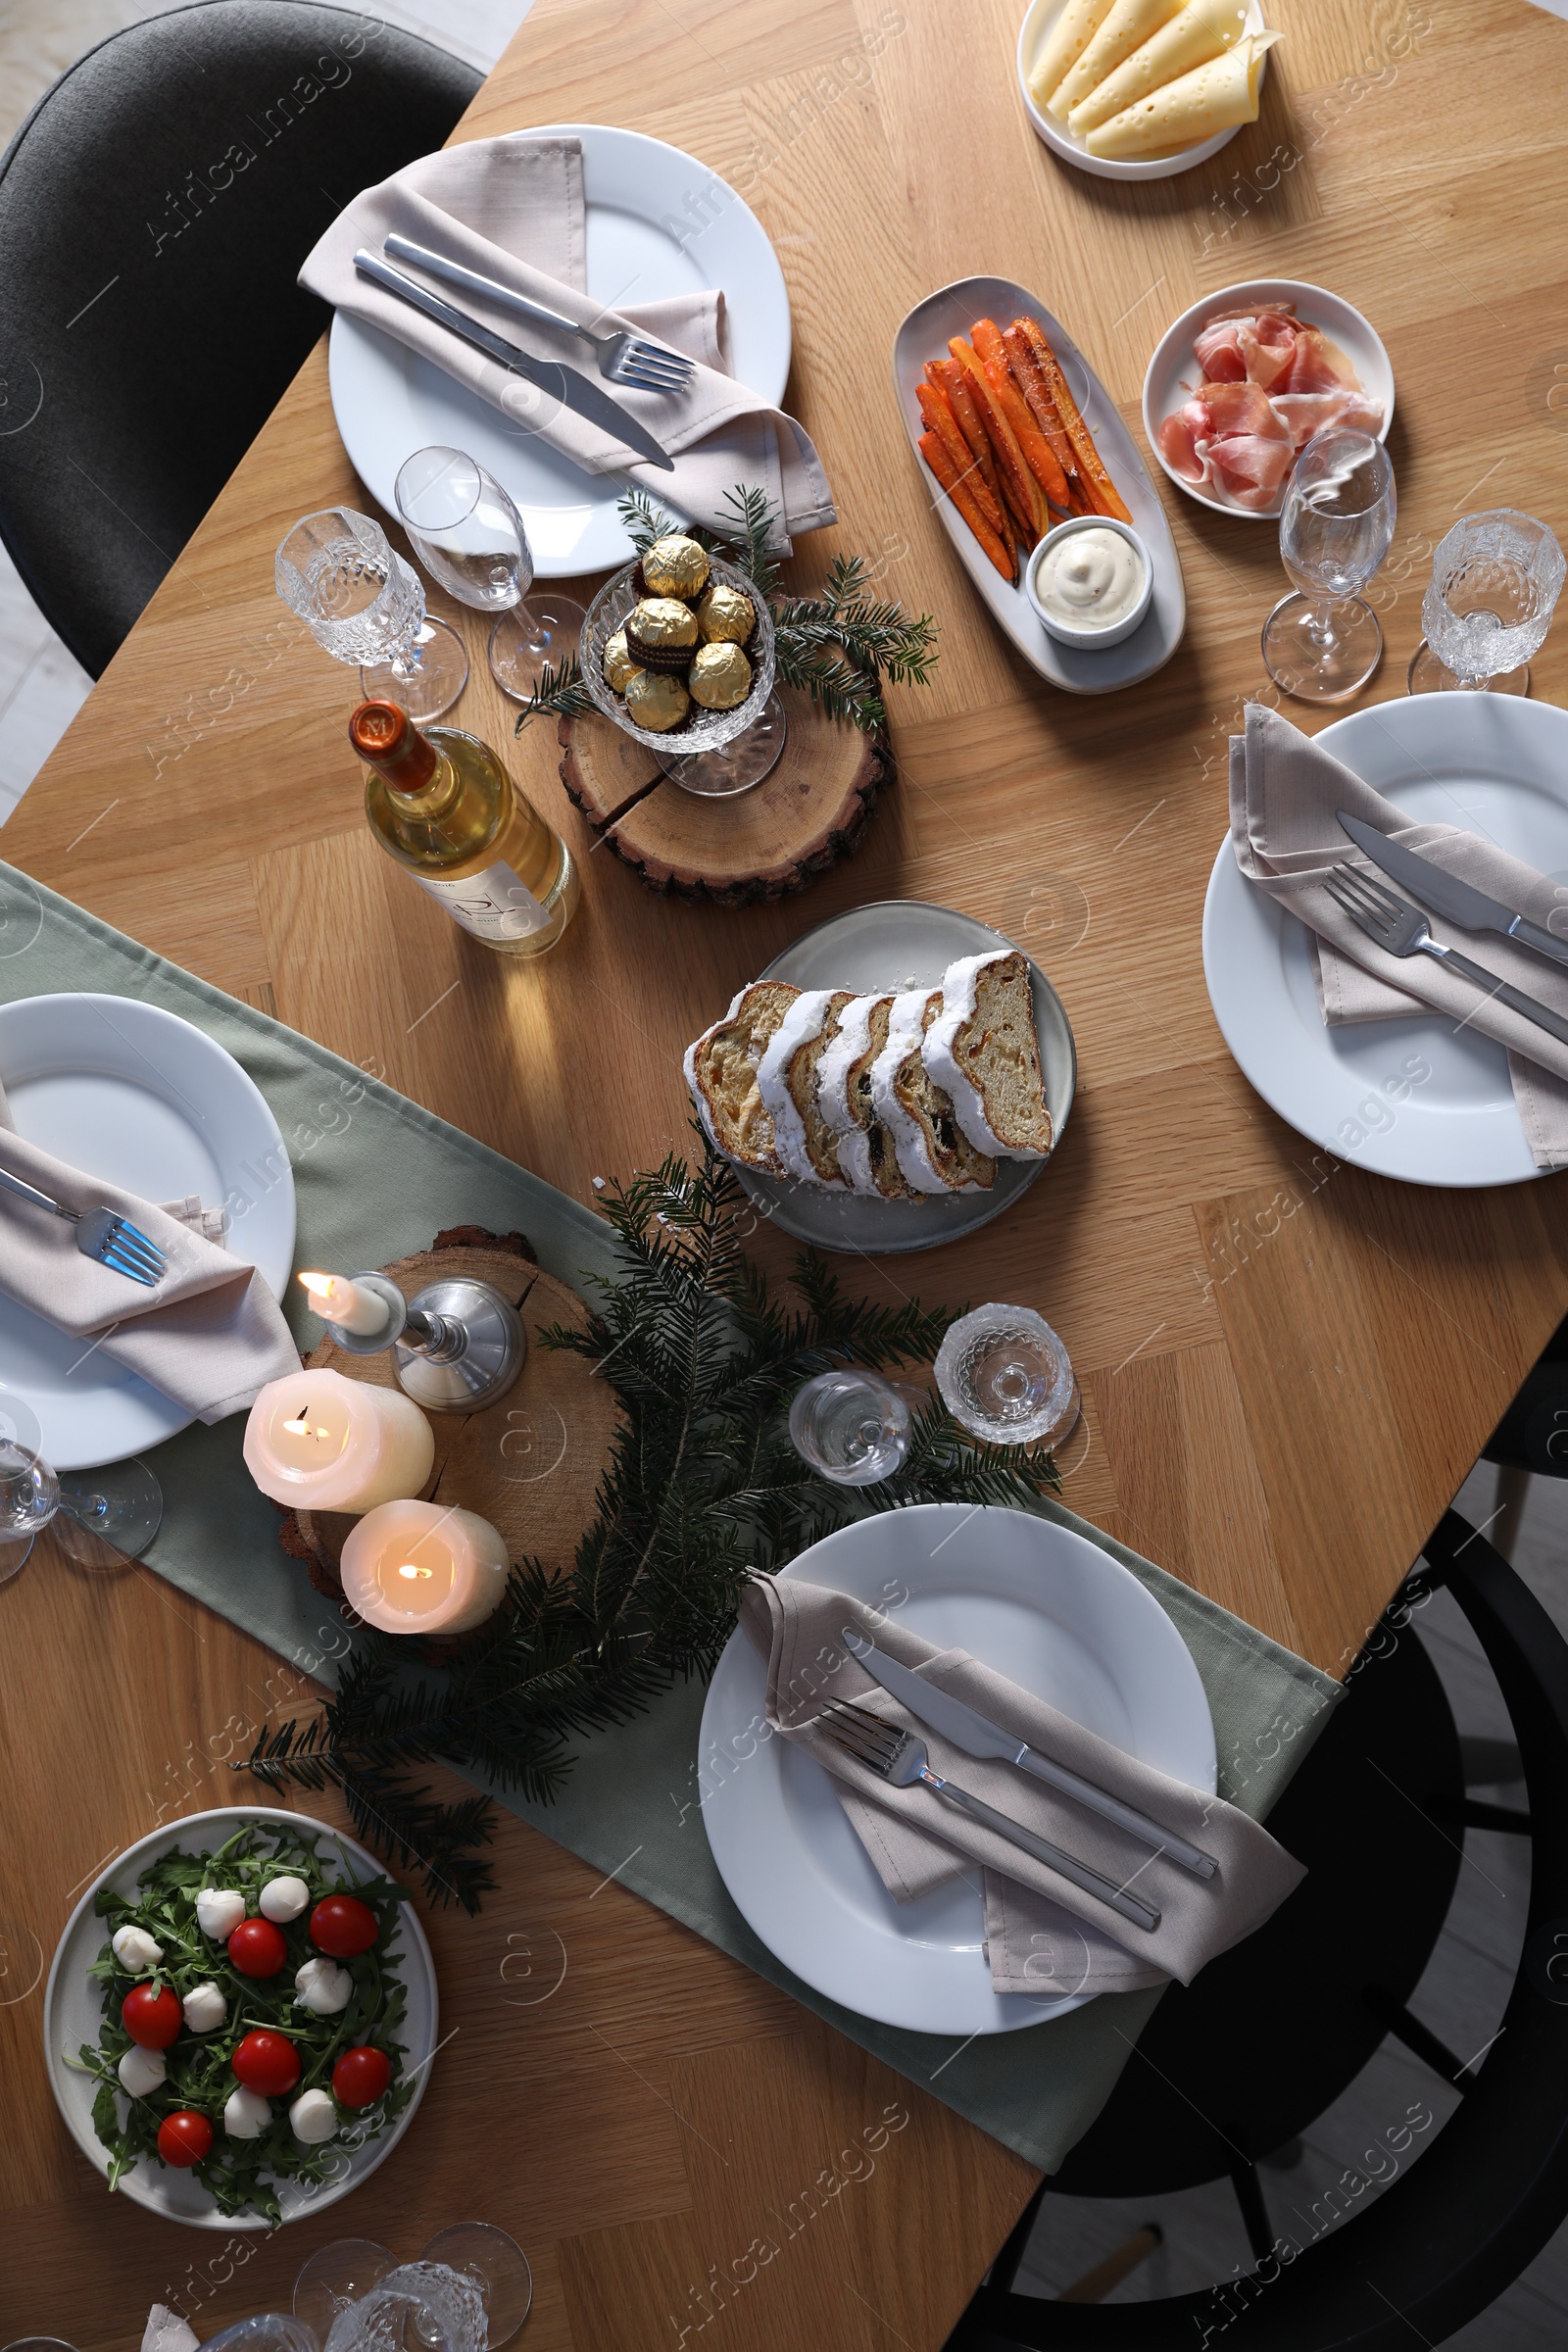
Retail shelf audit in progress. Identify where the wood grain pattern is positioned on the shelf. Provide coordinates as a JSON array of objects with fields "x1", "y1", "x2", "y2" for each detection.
[{"x1": 4, "y1": 0, "x2": 1568, "y2": 2341}]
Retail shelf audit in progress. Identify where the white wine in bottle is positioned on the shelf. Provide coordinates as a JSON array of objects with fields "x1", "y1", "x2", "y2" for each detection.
[{"x1": 349, "y1": 699, "x2": 579, "y2": 956}]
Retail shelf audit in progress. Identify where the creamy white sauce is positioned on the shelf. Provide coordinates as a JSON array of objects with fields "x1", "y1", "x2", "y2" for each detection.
[{"x1": 1034, "y1": 527, "x2": 1146, "y2": 630}]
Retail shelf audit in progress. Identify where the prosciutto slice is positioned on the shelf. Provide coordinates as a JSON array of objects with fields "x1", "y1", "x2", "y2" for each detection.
[{"x1": 1158, "y1": 307, "x2": 1383, "y2": 510}]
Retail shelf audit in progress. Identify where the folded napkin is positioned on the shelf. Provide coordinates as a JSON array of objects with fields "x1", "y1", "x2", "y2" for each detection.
[
  {"x1": 0, "y1": 1111, "x2": 300, "y2": 1424},
  {"x1": 1231, "y1": 703, "x2": 1568, "y2": 1168},
  {"x1": 142, "y1": 2308, "x2": 198, "y2": 2352},
  {"x1": 741, "y1": 1575, "x2": 1305, "y2": 1997},
  {"x1": 301, "y1": 135, "x2": 836, "y2": 549}
]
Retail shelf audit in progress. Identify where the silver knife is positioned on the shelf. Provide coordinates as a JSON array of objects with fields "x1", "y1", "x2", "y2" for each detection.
[
  {"x1": 351, "y1": 249, "x2": 675, "y2": 472},
  {"x1": 1338, "y1": 808, "x2": 1568, "y2": 973},
  {"x1": 844, "y1": 1628, "x2": 1218, "y2": 1881}
]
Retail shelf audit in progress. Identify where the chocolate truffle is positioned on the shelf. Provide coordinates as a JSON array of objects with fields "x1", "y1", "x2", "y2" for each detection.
[
  {"x1": 642, "y1": 533, "x2": 710, "y2": 600},
  {"x1": 602, "y1": 628, "x2": 638, "y2": 694},
  {"x1": 688, "y1": 641, "x2": 753, "y2": 710},
  {"x1": 624, "y1": 596, "x2": 700, "y2": 674},
  {"x1": 625, "y1": 669, "x2": 691, "y2": 732},
  {"x1": 697, "y1": 583, "x2": 756, "y2": 646}
]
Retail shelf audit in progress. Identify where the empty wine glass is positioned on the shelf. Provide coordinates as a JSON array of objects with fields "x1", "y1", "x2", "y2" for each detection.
[
  {"x1": 1260, "y1": 427, "x2": 1396, "y2": 703},
  {"x1": 418, "y1": 2227, "x2": 532, "y2": 2349},
  {"x1": 0, "y1": 1432, "x2": 162, "y2": 1580},
  {"x1": 935, "y1": 1305, "x2": 1078, "y2": 1449},
  {"x1": 293, "y1": 2240, "x2": 397, "y2": 2342},
  {"x1": 325, "y1": 2262, "x2": 486, "y2": 2352},
  {"x1": 203, "y1": 2322, "x2": 318, "y2": 2352},
  {"x1": 394, "y1": 446, "x2": 583, "y2": 702},
  {"x1": 789, "y1": 1369, "x2": 912, "y2": 1486},
  {"x1": 275, "y1": 508, "x2": 467, "y2": 721},
  {"x1": 1407, "y1": 509, "x2": 1566, "y2": 695}
]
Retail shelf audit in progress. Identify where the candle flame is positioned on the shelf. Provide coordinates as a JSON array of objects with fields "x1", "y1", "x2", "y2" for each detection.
[
  {"x1": 282, "y1": 1410, "x2": 328, "y2": 1441},
  {"x1": 397, "y1": 1562, "x2": 434, "y2": 1581},
  {"x1": 299, "y1": 1271, "x2": 339, "y2": 1304}
]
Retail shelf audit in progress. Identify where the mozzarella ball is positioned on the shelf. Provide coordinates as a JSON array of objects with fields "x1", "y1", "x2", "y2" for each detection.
[
  {"x1": 288, "y1": 2087, "x2": 338, "y2": 2145},
  {"x1": 196, "y1": 1887, "x2": 247, "y2": 1940},
  {"x1": 181, "y1": 1981, "x2": 227, "y2": 2034},
  {"x1": 258, "y1": 1874, "x2": 310, "y2": 1923},
  {"x1": 294, "y1": 1956, "x2": 353, "y2": 2016},
  {"x1": 118, "y1": 2044, "x2": 167, "y2": 2097},
  {"x1": 111, "y1": 1925, "x2": 164, "y2": 1974},
  {"x1": 223, "y1": 2085, "x2": 271, "y2": 2141}
]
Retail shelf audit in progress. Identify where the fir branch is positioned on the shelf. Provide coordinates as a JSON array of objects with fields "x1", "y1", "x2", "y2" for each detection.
[{"x1": 511, "y1": 655, "x2": 595, "y2": 733}]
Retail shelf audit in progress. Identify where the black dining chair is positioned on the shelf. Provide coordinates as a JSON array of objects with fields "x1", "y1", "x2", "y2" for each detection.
[
  {"x1": 945, "y1": 1509, "x2": 1568, "y2": 2348},
  {"x1": 0, "y1": 0, "x2": 481, "y2": 680}
]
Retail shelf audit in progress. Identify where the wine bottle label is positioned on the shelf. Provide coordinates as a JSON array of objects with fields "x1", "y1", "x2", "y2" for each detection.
[{"x1": 414, "y1": 860, "x2": 550, "y2": 941}]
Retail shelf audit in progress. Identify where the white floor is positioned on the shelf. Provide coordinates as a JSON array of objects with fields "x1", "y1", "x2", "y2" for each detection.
[{"x1": 0, "y1": 0, "x2": 533, "y2": 817}]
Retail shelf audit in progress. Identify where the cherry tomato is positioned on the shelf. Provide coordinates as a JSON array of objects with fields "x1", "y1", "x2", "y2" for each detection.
[
  {"x1": 331, "y1": 2044, "x2": 393, "y2": 2109},
  {"x1": 122, "y1": 1983, "x2": 182, "y2": 2048},
  {"x1": 227, "y1": 1916, "x2": 288, "y2": 1978},
  {"x1": 157, "y1": 2110, "x2": 214, "y2": 2168},
  {"x1": 232, "y1": 2028, "x2": 301, "y2": 2097},
  {"x1": 310, "y1": 1894, "x2": 378, "y2": 1959}
]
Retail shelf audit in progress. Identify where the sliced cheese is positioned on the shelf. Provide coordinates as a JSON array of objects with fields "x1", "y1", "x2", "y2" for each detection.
[
  {"x1": 1068, "y1": 0, "x2": 1250, "y2": 136},
  {"x1": 1085, "y1": 28, "x2": 1280, "y2": 156},
  {"x1": 1049, "y1": 0, "x2": 1187, "y2": 117},
  {"x1": 1027, "y1": 0, "x2": 1120, "y2": 111}
]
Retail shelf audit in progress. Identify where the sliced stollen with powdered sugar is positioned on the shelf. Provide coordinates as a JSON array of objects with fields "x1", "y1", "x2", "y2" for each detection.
[
  {"x1": 683, "y1": 980, "x2": 800, "y2": 1173},
  {"x1": 871, "y1": 990, "x2": 996, "y2": 1195},
  {"x1": 816, "y1": 993, "x2": 917, "y2": 1199},
  {"x1": 757, "y1": 990, "x2": 844, "y2": 1187},
  {"x1": 922, "y1": 950, "x2": 1054, "y2": 1160}
]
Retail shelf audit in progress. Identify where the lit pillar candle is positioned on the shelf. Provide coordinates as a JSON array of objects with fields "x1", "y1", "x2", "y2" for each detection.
[
  {"x1": 243, "y1": 1368, "x2": 434, "y2": 1511},
  {"x1": 299, "y1": 1270, "x2": 395, "y2": 1339},
  {"x1": 339, "y1": 1499, "x2": 510, "y2": 1634}
]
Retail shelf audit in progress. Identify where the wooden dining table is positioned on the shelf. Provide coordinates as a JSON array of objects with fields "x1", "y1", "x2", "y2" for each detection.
[{"x1": 4, "y1": 0, "x2": 1568, "y2": 2341}]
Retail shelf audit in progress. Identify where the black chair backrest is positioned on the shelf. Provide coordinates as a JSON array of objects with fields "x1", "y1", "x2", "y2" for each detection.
[{"x1": 0, "y1": 0, "x2": 480, "y2": 677}]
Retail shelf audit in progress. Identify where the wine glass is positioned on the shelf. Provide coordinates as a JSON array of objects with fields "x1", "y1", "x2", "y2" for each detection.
[
  {"x1": 789, "y1": 1369, "x2": 911, "y2": 1486},
  {"x1": 394, "y1": 446, "x2": 584, "y2": 702},
  {"x1": 324, "y1": 2263, "x2": 486, "y2": 2352},
  {"x1": 1407, "y1": 509, "x2": 1566, "y2": 695},
  {"x1": 934, "y1": 1305, "x2": 1078, "y2": 1449},
  {"x1": 293, "y1": 2240, "x2": 396, "y2": 2341},
  {"x1": 1260, "y1": 427, "x2": 1396, "y2": 704},
  {"x1": 0, "y1": 1430, "x2": 162, "y2": 1580},
  {"x1": 275, "y1": 508, "x2": 467, "y2": 721},
  {"x1": 418, "y1": 2226, "x2": 532, "y2": 2348},
  {"x1": 581, "y1": 556, "x2": 786, "y2": 798},
  {"x1": 203, "y1": 2323, "x2": 318, "y2": 2352}
]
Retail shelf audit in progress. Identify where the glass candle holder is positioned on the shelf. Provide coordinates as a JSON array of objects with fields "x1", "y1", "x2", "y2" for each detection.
[
  {"x1": 1408, "y1": 509, "x2": 1566, "y2": 696},
  {"x1": 935, "y1": 1304, "x2": 1078, "y2": 1449},
  {"x1": 580, "y1": 555, "x2": 784, "y2": 798}
]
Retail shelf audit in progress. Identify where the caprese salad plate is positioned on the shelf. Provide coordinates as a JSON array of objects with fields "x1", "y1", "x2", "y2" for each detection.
[{"x1": 44, "y1": 1807, "x2": 438, "y2": 2228}]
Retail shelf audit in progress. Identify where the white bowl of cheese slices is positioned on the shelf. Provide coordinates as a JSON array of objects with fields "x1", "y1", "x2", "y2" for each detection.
[{"x1": 1017, "y1": 0, "x2": 1277, "y2": 179}]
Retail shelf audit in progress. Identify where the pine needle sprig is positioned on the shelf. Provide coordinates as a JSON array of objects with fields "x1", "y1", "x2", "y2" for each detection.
[{"x1": 510, "y1": 654, "x2": 595, "y2": 733}]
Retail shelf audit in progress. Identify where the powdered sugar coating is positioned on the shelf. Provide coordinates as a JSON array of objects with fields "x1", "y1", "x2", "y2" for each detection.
[
  {"x1": 815, "y1": 993, "x2": 884, "y2": 1195},
  {"x1": 921, "y1": 951, "x2": 1050, "y2": 1160},
  {"x1": 757, "y1": 990, "x2": 836, "y2": 1186},
  {"x1": 869, "y1": 990, "x2": 950, "y2": 1194}
]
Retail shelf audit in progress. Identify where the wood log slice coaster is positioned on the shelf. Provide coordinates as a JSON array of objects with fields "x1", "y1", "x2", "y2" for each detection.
[
  {"x1": 558, "y1": 684, "x2": 888, "y2": 904},
  {"x1": 279, "y1": 1237, "x2": 620, "y2": 1601}
]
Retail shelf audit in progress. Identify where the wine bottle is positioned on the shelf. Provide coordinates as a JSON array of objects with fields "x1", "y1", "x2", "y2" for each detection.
[{"x1": 348, "y1": 700, "x2": 579, "y2": 957}]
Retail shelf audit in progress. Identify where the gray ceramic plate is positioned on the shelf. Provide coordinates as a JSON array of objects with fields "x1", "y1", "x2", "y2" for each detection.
[{"x1": 739, "y1": 900, "x2": 1076, "y2": 1253}]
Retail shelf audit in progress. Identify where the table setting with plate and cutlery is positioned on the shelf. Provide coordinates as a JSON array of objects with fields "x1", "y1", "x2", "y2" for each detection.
[{"x1": 3, "y1": 0, "x2": 1568, "y2": 2346}]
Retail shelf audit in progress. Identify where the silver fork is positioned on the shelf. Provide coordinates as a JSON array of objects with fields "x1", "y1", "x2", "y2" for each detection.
[
  {"x1": 383, "y1": 234, "x2": 697, "y2": 393},
  {"x1": 0, "y1": 1164, "x2": 166, "y2": 1286},
  {"x1": 819, "y1": 1699, "x2": 1160, "y2": 1932},
  {"x1": 1323, "y1": 862, "x2": 1568, "y2": 1052}
]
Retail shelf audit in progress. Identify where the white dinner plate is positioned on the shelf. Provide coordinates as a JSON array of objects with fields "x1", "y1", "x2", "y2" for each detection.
[
  {"x1": 892, "y1": 277, "x2": 1186, "y2": 695},
  {"x1": 701, "y1": 1506, "x2": 1216, "y2": 2036},
  {"x1": 1142, "y1": 278, "x2": 1395, "y2": 520},
  {"x1": 1017, "y1": 0, "x2": 1270, "y2": 182},
  {"x1": 328, "y1": 124, "x2": 793, "y2": 577},
  {"x1": 0, "y1": 995, "x2": 296, "y2": 1467},
  {"x1": 43, "y1": 1806, "x2": 439, "y2": 2230},
  {"x1": 1202, "y1": 692, "x2": 1568, "y2": 1186},
  {"x1": 742, "y1": 900, "x2": 1076, "y2": 1254}
]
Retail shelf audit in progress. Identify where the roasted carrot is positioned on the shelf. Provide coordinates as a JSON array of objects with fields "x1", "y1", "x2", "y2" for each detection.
[
  {"x1": 1002, "y1": 322, "x2": 1081, "y2": 495},
  {"x1": 949, "y1": 338, "x2": 1048, "y2": 541},
  {"x1": 972, "y1": 320, "x2": 1070, "y2": 509},
  {"x1": 929, "y1": 361, "x2": 1019, "y2": 569},
  {"x1": 1013, "y1": 316, "x2": 1133, "y2": 526},
  {"x1": 919, "y1": 430, "x2": 1013, "y2": 580},
  {"x1": 916, "y1": 381, "x2": 1008, "y2": 540}
]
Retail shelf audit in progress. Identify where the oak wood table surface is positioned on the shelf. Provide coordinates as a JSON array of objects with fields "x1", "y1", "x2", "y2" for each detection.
[{"x1": 4, "y1": 0, "x2": 1568, "y2": 2342}]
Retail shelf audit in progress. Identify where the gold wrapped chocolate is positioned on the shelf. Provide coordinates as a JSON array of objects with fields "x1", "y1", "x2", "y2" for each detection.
[
  {"x1": 688, "y1": 641, "x2": 753, "y2": 710},
  {"x1": 625, "y1": 596, "x2": 699, "y2": 674},
  {"x1": 642, "y1": 533, "x2": 710, "y2": 599},
  {"x1": 602, "y1": 629, "x2": 639, "y2": 694},
  {"x1": 697, "y1": 583, "x2": 756, "y2": 646},
  {"x1": 625, "y1": 669, "x2": 691, "y2": 732}
]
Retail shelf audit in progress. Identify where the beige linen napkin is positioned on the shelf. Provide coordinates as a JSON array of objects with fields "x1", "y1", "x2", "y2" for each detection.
[
  {"x1": 0, "y1": 1115, "x2": 300, "y2": 1424},
  {"x1": 301, "y1": 136, "x2": 836, "y2": 549},
  {"x1": 1231, "y1": 703, "x2": 1568, "y2": 1168},
  {"x1": 740, "y1": 1575, "x2": 1304, "y2": 1996}
]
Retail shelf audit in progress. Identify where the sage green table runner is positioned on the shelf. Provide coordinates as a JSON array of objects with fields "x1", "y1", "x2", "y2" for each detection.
[{"x1": 0, "y1": 861, "x2": 1340, "y2": 2174}]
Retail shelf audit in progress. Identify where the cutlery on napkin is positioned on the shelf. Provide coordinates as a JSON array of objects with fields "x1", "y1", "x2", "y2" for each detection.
[
  {"x1": 1230, "y1": 704, "x2": 1568, "y2": 1169},
  {"x1": 0, "y1": 1097, "x2": 300, "y2": 1424},
  {"x1": 300, "y1": 135, "x2": 836, "y2": 547},
  {"x1": 740, "y1": 1576, "x2": 1305, "y2": 1997}
]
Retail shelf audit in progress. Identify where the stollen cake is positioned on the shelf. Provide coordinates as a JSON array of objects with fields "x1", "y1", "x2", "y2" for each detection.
[
  {"x1": 871, "y1": 991, "x2": 997, "y2": 1194},
  {"x1": 816, "y1": 994, "x2": 919, "y2": 1200},
  {"x1": 758, "y1": 990, "x2": 844, "y2": 1187},
  {"x1": 922, "y1": 950, "x2": 1053, "y2": 1159},
  {"x1": 785, "y1": 990, "x2": 858, "y2": 1187},
  {"x1": 683, "y1": 981, "x2": 801, "y2": 1173}
]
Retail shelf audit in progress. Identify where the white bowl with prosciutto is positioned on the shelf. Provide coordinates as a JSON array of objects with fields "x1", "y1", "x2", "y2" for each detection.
[{"x1": 1141, "y1": 278, "x2": 1393, "y2": 518}]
